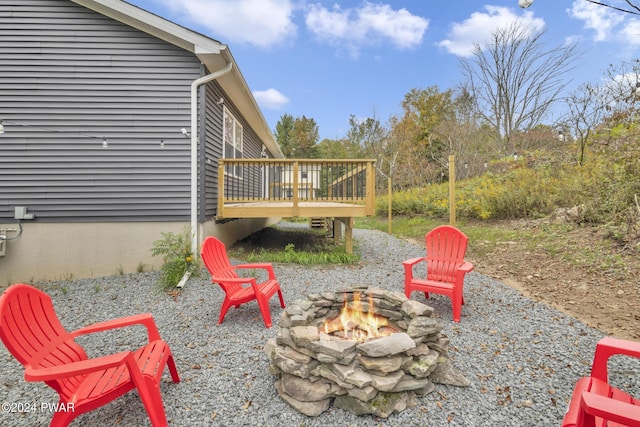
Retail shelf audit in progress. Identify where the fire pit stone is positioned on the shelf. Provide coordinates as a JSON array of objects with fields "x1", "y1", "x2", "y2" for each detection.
[{"x1": 265, "y1": 287, "x2": 470, "y2": 418}]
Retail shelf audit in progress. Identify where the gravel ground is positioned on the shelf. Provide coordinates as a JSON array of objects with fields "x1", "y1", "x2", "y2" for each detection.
[{"x1": 1, "y1": 223, "x2": 638, "y2": 427}]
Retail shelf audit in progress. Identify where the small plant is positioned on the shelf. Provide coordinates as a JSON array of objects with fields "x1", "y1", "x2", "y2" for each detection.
[
  {"x1": 136, "y1": 262, "x2": 146, "y2": 273},
  {"x1": 151, "y1": 227, "x2": 200, "y2": 290},
  {"x1": 116, "y1": 265, "x2": 125, "y2": 276},
  {"x1": 229, "y1": 226, "x2": 360, "y2": 265}
]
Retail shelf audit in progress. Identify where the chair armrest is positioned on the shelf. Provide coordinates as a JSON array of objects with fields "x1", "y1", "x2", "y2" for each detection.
[
  {"x1": 580, "y1": 391, "x2": 640, "y2": 426},
  {"x1": 457, "y1": 261, "x2": 474, "y2": 273},
  {"x1": 592, "y1": 337, "x2": 640, "y2": 382},
  {"x1": 402, "y1": 257, "x2": 424, "y2": 279},
  {"x1": 71, "y1": 313, "x2": 161, "y2": 342},
  {"x1": 25, "y1": 351, "x2": 131, "y2": 382},
  {"x1": 235, "y1": 263, "x2": 276, "y2": 280},
  {"x1": 211, "y1": 276, "x2": 258, "y2": 286},
  {"x1": 402, "y1": 257, "x2": 425, "y2": 268}
]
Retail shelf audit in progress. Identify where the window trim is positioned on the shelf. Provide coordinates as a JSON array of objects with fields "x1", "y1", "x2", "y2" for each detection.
[{"x1": 222, "y1": 106, "x2": 243, "y2": 178}]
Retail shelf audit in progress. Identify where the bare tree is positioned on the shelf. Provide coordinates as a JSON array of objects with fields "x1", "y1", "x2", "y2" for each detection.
[
  {"x1": 564, "y1": 82, "x2": 607, "y2": 165},
  {"x1": 601, "y1": 58, "x2": 640, "y2": 123},
  {"x1": 520, "y1": 0, "x2": 640, "y2": 15},
  {"x1": 460, "y1": 23, "x2": 579, "y2": 157},
  {"x1": 346, "y1": 114, "x2": 398, "y2": 191}
]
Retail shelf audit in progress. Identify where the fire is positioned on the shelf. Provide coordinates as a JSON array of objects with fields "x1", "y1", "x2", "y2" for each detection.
[{"x1": 322, "y1": 292, "x2": 394, "y2": 342}]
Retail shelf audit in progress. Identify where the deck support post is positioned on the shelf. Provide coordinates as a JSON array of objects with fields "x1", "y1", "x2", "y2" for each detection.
[{"x1": 335, "y1": 217, "x2": 353, "y2": 254}]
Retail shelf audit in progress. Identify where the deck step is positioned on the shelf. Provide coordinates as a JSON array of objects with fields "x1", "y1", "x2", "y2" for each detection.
[{"x1": 309, "y1": 217, "x2": 325, "y2": 228}]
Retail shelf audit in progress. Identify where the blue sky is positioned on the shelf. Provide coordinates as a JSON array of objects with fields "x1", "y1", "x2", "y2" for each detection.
[{"x1": 126, "y1": 0, "x2": 640, "y2": 140}]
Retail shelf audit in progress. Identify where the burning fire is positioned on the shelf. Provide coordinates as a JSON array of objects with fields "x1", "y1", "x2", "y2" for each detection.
[{"x1": 322, "y1": 292, "x2": 395, "y2": 342}]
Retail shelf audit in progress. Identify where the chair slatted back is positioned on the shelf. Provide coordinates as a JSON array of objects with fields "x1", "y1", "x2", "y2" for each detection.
[
  {"x1": 0, "y1": 284, "x2": 89, "y2": 400},
  {"x1": 201, "y1": 237, "x2": 243, "y2": 292},
  {"x1": 425, "y1": 225, "x2": 469, "y2": 282}
]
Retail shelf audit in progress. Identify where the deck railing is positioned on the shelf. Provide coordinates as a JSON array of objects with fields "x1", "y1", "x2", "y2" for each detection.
[{"x1": 217, "y1": 159, "x2": 376, "y2": 218}]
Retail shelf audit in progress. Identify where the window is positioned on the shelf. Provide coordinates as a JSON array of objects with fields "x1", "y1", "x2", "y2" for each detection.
[{"x1": 223, "y1": 107, "x2": 243, "y2": 177}]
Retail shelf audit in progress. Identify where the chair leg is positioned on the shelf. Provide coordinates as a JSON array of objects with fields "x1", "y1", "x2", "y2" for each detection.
[
  {"x1": 167, "y1": 354, "x2": 180, "y2": 383},
  {"x1": 218, "y1": 298, "x2": 234, "y2": 324},
  {"x1": 137, "y1": 374, "x2": 168, "y2": 427},
  {"x1": 452, "y1": 291, "x2": 463, "y2": 323},
  {"x1": 50, "y1": 405, "x2": 76, "y2": 427},
  {"x1": 277, "y1": 289, "x2": 285, "y2": 308},
  {"x1": 256, "y1": 294, "x2": 273, "y2": 328}
]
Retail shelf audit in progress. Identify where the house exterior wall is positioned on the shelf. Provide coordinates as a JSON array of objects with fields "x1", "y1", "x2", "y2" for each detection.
[
  {"x1": 0, "y1": 0, "x2": 279, "y2": 284},
  {"x1": 0, "y1": 0, "x2": 202, "y2": 222}
]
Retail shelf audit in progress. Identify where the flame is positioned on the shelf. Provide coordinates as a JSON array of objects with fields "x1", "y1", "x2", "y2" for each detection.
[{"x1": 322, "y1": 292, "x2": 394, "y2": 342}]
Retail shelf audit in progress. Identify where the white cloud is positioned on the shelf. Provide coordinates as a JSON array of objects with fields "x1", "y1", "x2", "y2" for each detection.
[
  {"x1": 568, "y1": 0, "x2": 624, "y2": 42},
  {"x1": 253, "y1": 88, "x2": 290, "y2": 110},
  {"x1": 305, "y1": 2, "x2": 428, "y2": 58},
  {"x1": 620, "y1": 19, "x2": 640, "y2": 46},
  {"x1": 436, "y1": 6, "x2": 545, "y2": 57},
  {"x1": 160, "y1": 0, "x2": 297, "y2": 48}
]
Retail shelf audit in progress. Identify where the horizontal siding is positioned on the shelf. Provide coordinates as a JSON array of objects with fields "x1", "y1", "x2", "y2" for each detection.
[
  {"x1": 202, "y1": 82, "x2": 269, "y2": 220},
  {"x1": 0, "y1": 0, "x2": 202, "y2": 221}
]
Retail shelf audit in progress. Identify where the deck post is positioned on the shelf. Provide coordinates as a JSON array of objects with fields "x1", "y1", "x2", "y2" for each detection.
[
  {"x1": 342, "y1": 217, "x2": 354, "y2": 254},
  {"x1": 217, "y1": 161, "x2": 225, "y2": 218},
  {"x1": 292, "y1": 161, "x2": 299, "y2": 217},
  {"x1": 367, "y1": 161, "x2": 376, "y2": 216},
  {"x1": 333, "y1": 218, "x2": 342, "y2": 245}
]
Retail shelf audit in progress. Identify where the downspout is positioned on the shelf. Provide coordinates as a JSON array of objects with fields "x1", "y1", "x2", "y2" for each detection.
[{"x1": 179, "y1": 60, "x2": 233, "y2": 288}]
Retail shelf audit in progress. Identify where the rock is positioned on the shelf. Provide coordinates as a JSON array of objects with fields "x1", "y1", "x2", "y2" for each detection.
[
  {"x1": 308, "y1": 335, "x2": 357, "y2": 360},
  {"x1": 401, "y1": 300, "x2": 434, "y2": 318},
  {"x1": 275, "y1": 379, "x2": 332, "y2": 417},
  {"x1": 280, "y1": 373, "x2": 343, "y2": 402},
  {"x1": 290, "y1": 325, "x2": 319, "y2": 347},
  {"x1": 334, "y1": 391, "x2": 417, "y2": 418},
  {"x1": 329, "y1": 362, "x2": 373, "y2": 388},
  {"x1": 391, "y1": 376, "x2": 434, "y2": 392},
  {"x1": 347, "y1": 385, "x2": 378, "y2": 402},
  {"x1": 357, "y1": 332, "x2": 416, "y2": 357},
  {"x1": 428, "y1": 360, "x2": 471, "y2": 386},
  {"x1": 357, "y1": 354, "x2": 404, "y2": 373},
  {"x1": 403, "y1": 350, "x2": 439, "y2": 378},
  {"x1": 271, "y1": 346, "x2": 318, "y2": 378},
  {"x1": 369, "y1": 369, "x2": 405, "y2": 392},
  {"x1": 406, "y1": 316, "x2": 442, "y2": 338}
]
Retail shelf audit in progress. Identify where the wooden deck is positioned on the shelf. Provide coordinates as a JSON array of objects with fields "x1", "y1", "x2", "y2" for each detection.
[
  {"x1": 220, "y1": 201, "x2": 370, "y2": 219},
  {"x1": 216, "y1": 159, "x2": 376, "y2": 253}
]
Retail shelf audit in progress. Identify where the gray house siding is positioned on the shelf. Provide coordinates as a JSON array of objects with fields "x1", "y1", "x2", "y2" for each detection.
[
  {"x1": 0, "y1": 0, "x2": 281, "y2": 285},
  {"x1": 202, "y1": 82, "x2": 267, "y2": 220},
  {"x1": 0, "y1": 0, "x2": 203, "y2": 222}
]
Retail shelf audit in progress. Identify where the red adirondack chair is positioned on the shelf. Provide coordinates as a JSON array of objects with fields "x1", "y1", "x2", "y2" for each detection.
[
  {"x1": 402, "y1": 225, "x2": 474, "y2": 323},
  {"x1": 0, "y1": 283, "x2": 180, "y2": 427},
  {"x1": 200, "y1": 236, "x2": 285, "y2": 328},
  {"x1": 562, "y1": 337, "x2": 640, "y2": 427}
]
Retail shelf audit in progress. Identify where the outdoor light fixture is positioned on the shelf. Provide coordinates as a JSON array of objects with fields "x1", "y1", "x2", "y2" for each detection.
[
  {"x1": 180, "y1": 128, "x2": 190, "y2": 137},
  {"x1": 0, "y1": 120, "x2": 4, "y2": 135},
  {"x1": 160, "y1": 139, "x2": 165, "y2": 148},
  {"x1": 102, "y1": 137, "x2": 108, "y2": 148},
  {"x1": 518, "y1": 0, "x2": 534, "y2": 8}
]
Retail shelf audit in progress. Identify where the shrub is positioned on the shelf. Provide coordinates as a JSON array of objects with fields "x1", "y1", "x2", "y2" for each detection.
[{"x1": 151, "y1": 227, "x2": 200, "y2": 290}]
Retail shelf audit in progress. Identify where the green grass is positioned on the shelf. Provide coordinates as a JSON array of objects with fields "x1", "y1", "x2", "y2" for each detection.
[
  {"x1": 229, "y1": 225, "x2": 360, "y2": 264},
  {"x1": 355, "y1": 216, "x2": 524, "y2": 258},
  {"x1": 356, "y1": 215, "x2": 635, "y2": 280}
]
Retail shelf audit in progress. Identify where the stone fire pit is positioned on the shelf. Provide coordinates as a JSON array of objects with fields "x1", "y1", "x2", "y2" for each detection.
[{"x1": 264, "y1": 287, "x2": 470, "y2": 418}]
